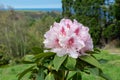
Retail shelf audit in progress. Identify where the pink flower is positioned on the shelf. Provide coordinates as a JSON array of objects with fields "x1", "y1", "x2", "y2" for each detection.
[{"x1": 43, "y1": 19, "x2": 93, "y2": 58}]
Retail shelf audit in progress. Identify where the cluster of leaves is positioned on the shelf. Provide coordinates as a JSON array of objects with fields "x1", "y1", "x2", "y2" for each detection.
[
  {"x1": 102, "y1": 24, "x2": 118, "y2": 41},
  {"x1": 18, "y1": 47, "x2": 111, "y2": 80},
  {"x1": 0, "y1": 45, "x2": 10, "y2": 67}
]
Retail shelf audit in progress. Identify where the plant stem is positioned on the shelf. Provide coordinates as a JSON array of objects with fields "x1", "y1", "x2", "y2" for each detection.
[{"x1": 65, "y1": 71, "x2": 69, "y2": 80}]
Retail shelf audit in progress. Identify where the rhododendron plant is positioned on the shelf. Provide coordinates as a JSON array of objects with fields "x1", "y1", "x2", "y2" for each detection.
[
  {"x1": 19, "y1": 19, "x2": 110, "y2": 80},
  {"x1": 44, "y1": 19, "x2": 93, "y2": 58}
]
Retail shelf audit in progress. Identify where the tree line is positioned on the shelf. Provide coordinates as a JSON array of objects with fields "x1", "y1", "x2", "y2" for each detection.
[
  {"x1": 62, "y1": 0, "x2": 120, "y2": 47},
  {"x1": 0, "y1": 6, "x2": 60, "y2": 64}
]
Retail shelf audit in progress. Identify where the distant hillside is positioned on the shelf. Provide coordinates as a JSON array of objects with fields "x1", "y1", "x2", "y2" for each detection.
[{"x1": 14, "y1": 8, "x2": 62, "y2": 12}]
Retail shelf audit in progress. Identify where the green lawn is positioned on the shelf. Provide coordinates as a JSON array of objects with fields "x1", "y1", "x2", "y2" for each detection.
[
  {"x1": 82, "y1": 50, "x2": 120, "y2": 80},
  {"x1": 0, "y1": 64, "x2": 31, "y2": 80},
  {"x1": 0, "y1": 50, "x2": 120, "y2": 80}
]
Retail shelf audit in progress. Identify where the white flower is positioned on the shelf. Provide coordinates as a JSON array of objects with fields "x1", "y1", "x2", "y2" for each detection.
[{"x1": 43, "y1": 19, "x2": 93, "y2": 58}]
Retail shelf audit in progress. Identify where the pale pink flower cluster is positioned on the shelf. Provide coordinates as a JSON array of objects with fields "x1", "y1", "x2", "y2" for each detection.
[{"x1": 43, "y1": 19, "x2": 93, "y2": 58}]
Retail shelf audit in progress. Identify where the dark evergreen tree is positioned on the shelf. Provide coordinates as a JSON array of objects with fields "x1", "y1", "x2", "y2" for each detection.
[
  {"x1": 62, "y1": 0, "x2": 120, "y2": 46},
  {"x1": 114, "y1": 0, "x2": 120, "y2": 39},
  {"x1": 62, "y1": 0, "x2": 105, "y2": 46},
  {"x1": 114, "y1": 0, "x2": 120, "y2": 20},
  {"x1": 62, "y1": 0, "x2": 73, "y2": 18}
]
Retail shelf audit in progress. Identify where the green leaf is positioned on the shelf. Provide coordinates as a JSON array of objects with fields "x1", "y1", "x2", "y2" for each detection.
[
  {"x1": 53, "y1": 55, "x2": 67, "y2": 71},
  {"x1": 94, "y1": 48, "x2": 100, "y2": 52},
  {"x1": 98, "y1": 59, "x2": 108, "y2": 64},
  {"x1": 66, "y1": 71, "x2": 77, "y2": 80},
  {"x1": 99, "y1": 70, "x2": 112, "y2": 80},
  {"x1": 22, "y1": 55, "x2": 35, "y2": 63},
  {"x1": 88, "y1": 68, "x2": 99, "y2": 76},
  {"x1": 79, "y1": 55, "x2": 101, "y2": 69},
  {"x1": 32, "y1": 47, "x2": 44, "y2": 54},
  {"x1": 18, "y1": 65, "x2": 35, "y2": 80},
  {"x1": 53, "y1": 70, "x2": 65, "y2": 80},
  {"x1": 72, "y1": 71, "x2": 81, "y2": 80},
  {"x1": 36, "y1": 67, "x2": 45, "y2": 80},
  {"x1": 45, "y1": 73, "x2": 55, "y2": 80},
  {"x1": 65, "y1": 57, "x2": 76, "y2": 70},
  {"x1": 86, "y1": 48, "x2": 101, "y2": 54},
  {"x1": 34, "y1": 52, "x2": 55, "y2": 59}
]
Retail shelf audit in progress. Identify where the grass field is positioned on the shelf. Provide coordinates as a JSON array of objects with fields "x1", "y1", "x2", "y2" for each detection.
[
  {"x1": 83, "y1": 50, "x2": 120, "y2": 80},
  {"x1": 0, "y1": 50, "x2": 120, "y2": 80},
  {"x1": 0, "y1": 64, "x2": 31, "y2": 80}
]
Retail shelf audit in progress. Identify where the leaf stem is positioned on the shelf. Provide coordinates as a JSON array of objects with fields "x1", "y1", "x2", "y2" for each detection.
[{"x1": 65, "y1": 70, "x2": 69, "y2": 80}]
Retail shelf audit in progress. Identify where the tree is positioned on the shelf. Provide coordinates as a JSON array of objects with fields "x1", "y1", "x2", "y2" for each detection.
[
  {"x1": 62, "y1": 0, "x2": 73, "y2": 18},
  {"x1": 62, "y1": 0, "x2": 105, "y2": 46},
  {"x1": 113, "y1": 0, "x2": 120, "y2": 39},
  {"x1": 114, "y1": 0, "x2": 120, "y2": 20}
]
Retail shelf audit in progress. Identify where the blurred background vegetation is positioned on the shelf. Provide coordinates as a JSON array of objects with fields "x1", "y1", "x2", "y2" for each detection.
[
  {"x1": 0, "y1": 0, "x2": 120, "y2": 80},
  {"x1": 0, "y1": 6, "x2": 61, "y2": 65}
]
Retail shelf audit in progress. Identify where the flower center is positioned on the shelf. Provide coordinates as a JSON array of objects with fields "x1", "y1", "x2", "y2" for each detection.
[
  {"x1": 67, "y1": 24, "x2": 70, "y2": 28},
  {"x1": 74, "y1": 28, "x2": 80, "y2": 35},
  {"x1": 61, "y1": 27, "x2": 66, "y2": 36},
  {"x1": 68, "y1": 37, "x2": 74, "y2": 47}
]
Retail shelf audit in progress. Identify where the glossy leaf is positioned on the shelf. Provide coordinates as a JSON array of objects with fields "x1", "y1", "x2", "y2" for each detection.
[
  {"x1": 53, "y1": 55, "x2": 67, "y2": 71},
  {"x1": 32, "y1": 47, "x2": 44, "y2": 54},
  {"x1": 94, "y1": 48, "x2": 100, "y2": 53},
  {"x1": 65, "y1": 57, "x2": 76, "y2": 70},
  {"x1": 45, "y1": 73, "x2": 55, "y2": 80},
  {"x1": 66, "y1": 71, "x2": 77, "y2": 80},
  {"x1": 88, "y1": 68, "x2": 99, "y2": 76},
  {"x1": 18, "y1": 65, "x2": 35, "y2": 80},
  {"x1": 36, "y1": 67, "x2": 45, "y2": 80},
  {"x1": 86, "y1": 48, "x2": 101, "y2": 54},
  {"x1": 34, "y1": 52, "x2": 55, "y2": 59},
  {"x1": 53, "y1": 70, "x2": 65, "y2": 80},
  {"x1": 98, "y1": 59, "x2": 108, "y2": 64},
  {"x1": 99, "y1": 70, "x2": 112, "y2": 80},
  {"x1": 72, "y1": 71, "x2": 81, "y2": 80},
  {"x1": 79, "y1": 55, "x2": 101, "y2": 69},
  {"x1": 22, "y1": 55, "x2": 35, "y2": 63}
]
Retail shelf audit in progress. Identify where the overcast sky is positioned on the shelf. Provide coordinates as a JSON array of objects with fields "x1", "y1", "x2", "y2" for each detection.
[{"x1": 0, "y1": 0, "x2": 62, "y2": 8}]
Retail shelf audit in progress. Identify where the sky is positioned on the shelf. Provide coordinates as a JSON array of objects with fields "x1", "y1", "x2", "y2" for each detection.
[
  {"x1": 0, "y1": 0, "x2": 62, "y2": 8},
  {"x1": 0, "y1": 0, "x2": 114, "y2": 9}
]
